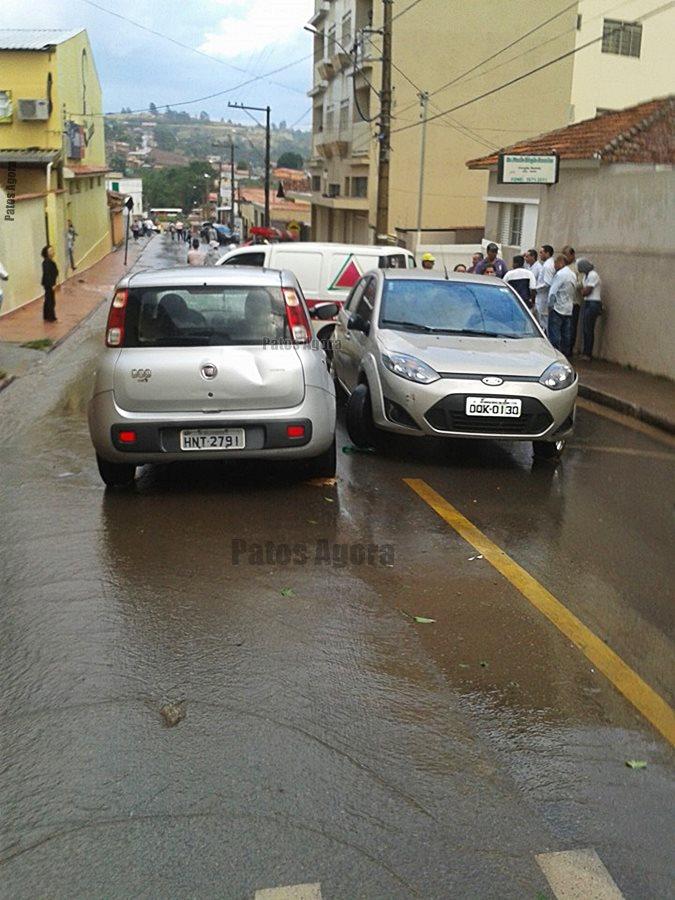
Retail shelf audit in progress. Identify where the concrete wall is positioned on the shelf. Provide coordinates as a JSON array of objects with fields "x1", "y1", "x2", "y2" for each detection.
[
  {"x1": 536, "y1": 164, "x2": 675, "y2": 379},
  {"x1": 0, "y1": 193, "x2": 46, "y2": 315}
]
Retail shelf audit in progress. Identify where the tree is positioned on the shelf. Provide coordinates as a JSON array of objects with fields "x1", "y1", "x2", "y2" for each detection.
[
  {"x1": 149, "y1": 102, "x2": 158, "y2": 115},
  {"x1": 236, "y1": 159, "x2": 249, "y2": 171},
  {"x1": 278, "y1": 119, "x2": 287, "y2": 131},
  {"x1": 276, "y1": 151, "x2": 303, "y2": 170},
  {"x1": 199, "y1": 110, "x2": 210, "y2": 122},
  {"x1": 155, "y1": 124, "x2": 177, "y2": 152}
]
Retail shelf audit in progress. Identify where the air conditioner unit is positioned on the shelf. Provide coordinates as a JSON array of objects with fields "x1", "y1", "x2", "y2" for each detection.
[{"x1": 18, "y1": 99, "x2": 50, "y2": 121}]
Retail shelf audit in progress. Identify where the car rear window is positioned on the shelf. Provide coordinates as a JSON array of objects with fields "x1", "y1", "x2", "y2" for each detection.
[
  {"x1": 380, "y1": 279, "x2": 539, "y2": 338},
  {"x1": 123, "y1": 285, "x2": 290, "y2": 346}
]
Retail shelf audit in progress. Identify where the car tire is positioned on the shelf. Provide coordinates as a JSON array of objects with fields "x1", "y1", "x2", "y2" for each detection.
[
  {"x1": 96, "y1": 454, "x2": 136, "y2": 488},
  {"x1": 532, "y1": 439, "x2": 566, "y2": 460},
  {"x1": 305, "y1": 436, "x2": 337, "y2": 479},
  {"x1": 346, "y1": 383, "x2": 379, "y2": 449}
]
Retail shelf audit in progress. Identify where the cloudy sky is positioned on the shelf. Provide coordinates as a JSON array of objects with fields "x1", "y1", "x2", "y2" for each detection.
[{"x1": 3, "y1": 0, "x2": 315, "y2": 127}]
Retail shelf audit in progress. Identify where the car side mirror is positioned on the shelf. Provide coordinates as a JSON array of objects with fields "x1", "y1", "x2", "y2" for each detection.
[
  {"x1": 310, "y1": 302, "x2": 339, "y2": 320},
  {"x1": 347, "y1": 314, "x2": 370, "y2": 336}
]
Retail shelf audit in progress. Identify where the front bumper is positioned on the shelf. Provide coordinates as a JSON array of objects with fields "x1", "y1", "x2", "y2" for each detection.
[
  {"x1": 370, "y1": 368, "x2": 577, "y2": 441},
  {"x1": 89, "y1": 386, "x2": 336, "y2": 464}
]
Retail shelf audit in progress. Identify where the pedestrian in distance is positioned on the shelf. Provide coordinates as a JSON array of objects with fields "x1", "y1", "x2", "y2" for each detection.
[
  {"x1": 577, "y1": 258, "x2": 603, "y2": 361},
  {"x1": 503, "y1": 255, "x2": 536, "y2": 308},
  {"x1": 474, "y1": 243, "x2": 507, "y2": 277},
  {"x1": 453, "y1": 264, "x2": 467, "y2": 272},
  {"x1": 66, "y1": 220, "x2": 78, "y2": 272},
  {"x1": 534, "y1": 245, "x2": 555, "y2": 333},
  {"x1": 468, "y1": 251, "x2": 484, "y2": 273},
  {"x1": 0, "y1": 258, "x2": 8, "y2": 313},
  {"x1": 421, "y1": 252, "x2": 435, "y2": 270},
  {"x1": 547, "y1": 253, "x2": 576, "y2": 356},
  {"x1": 169, "y1": 222, "x2": 176, "y2": 241},
  {"x1": 41, "y1": 245, "x2": 59, "y2": 322},
  {"x1": 562, "y1": 245, "x2": 583, "y2": 353},
  {"x1": 187, "y1": 238, "x2": 206, "y2": 266},
  {"x1": 175, "y1": 220, "x2": 184, "y2": 243},
  {"x1": 131, "y1": 220, "x2": 140, "y2": 241}
]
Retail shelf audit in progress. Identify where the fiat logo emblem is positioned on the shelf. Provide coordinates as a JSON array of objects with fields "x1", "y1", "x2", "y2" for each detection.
[
  {"x1": 201, "y1": 364, "x2": 218, "y2": 379},
  {"x1": 482, "y1": 376, "x2": 503, "y2": 386}
]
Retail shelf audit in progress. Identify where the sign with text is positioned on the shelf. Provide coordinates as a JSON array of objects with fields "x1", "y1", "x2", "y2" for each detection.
[{"x1": 497, "y1": 153, "x2": 559, "y2": 185}]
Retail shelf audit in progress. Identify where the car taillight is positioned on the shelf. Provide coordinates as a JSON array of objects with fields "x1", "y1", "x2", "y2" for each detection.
[
  {"x1": 106, "y1": 289, "x2": 128, "y2": 347},
  {"x1": 119, "y1": 430, "x2": 137, "y2": 443},
  {"x1": 286, "y1": 424, "x2": 305, "y2": 438},
  {"x1": 282, "y1": 287, "x2": 311, "y2": 343}
]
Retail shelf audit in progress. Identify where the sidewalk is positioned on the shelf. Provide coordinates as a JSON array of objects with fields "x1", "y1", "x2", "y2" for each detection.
[
  {"x1": 0, "y1": 237, "x2": 151, "y2": 350},
  {"x1": 575, "y1": 358, "x2": 675, "y2": 435}
]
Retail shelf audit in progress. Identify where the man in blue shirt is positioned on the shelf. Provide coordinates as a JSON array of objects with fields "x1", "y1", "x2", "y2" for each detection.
[{"x1": 474, "y1": 243, "x2": 508, "y2": 278}]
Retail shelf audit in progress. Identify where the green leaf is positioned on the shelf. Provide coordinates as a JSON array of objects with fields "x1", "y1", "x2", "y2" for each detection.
[
  {"x1": 625, "y1": 759, "x2": 647, "y2": 769},
  {"x1": 412, "y1": 616, "x2": 435, "y2": 624},
  {"x1": 280, "y1": 588, "x2": 295, "y2": 597},
  {"x1": 479, "y1": 660, "x2": 489, "y2": 668}
]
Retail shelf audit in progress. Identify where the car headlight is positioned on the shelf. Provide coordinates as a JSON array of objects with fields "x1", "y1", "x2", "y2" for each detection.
[
  {"x1": 382, "y1": 352, "x2": 440, "y2": 384},
  {"x1": 539, "y1": 361, "x2": 575, "y2": 390}
]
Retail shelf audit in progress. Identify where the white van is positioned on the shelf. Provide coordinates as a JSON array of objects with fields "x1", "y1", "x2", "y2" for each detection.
[{"x1": 215, "y1": 242, "x2": 416, "y2": 337}]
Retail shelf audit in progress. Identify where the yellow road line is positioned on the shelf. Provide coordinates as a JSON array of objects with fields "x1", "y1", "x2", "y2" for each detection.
[
  {"x1": 576, "y1": 397, "x2": 675, "y2": 449},
  {"x1": 404, "y1": 478, "x2": 675, "y2": 747}
]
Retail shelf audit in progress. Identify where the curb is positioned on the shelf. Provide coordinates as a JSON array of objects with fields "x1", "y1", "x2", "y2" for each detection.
[
  {"x1": 578, "y1": 382, "x2": 675, "y2": 435},
  {"x1": 0, "y1": 374, "x2": 16, "y2": 393}
]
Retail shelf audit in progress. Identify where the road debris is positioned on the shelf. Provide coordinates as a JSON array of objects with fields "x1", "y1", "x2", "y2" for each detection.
[
  {"x1": 468, "y1": 554, "x2": 484, "y2": 561},
  {"x1": 625, "y1": 760, "x2": 647, "y2": 769},
  {"x1": 280, "y1": 588, "x2": 295, "y2": 597},
  {"x1": 159, "y1": 702, "x2": 185, "y2": 728}
]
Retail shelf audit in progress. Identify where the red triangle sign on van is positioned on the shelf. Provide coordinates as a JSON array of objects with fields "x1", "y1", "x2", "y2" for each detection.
[{"x1": 329, "y1": 255, "x2": 362, "y2": 290}]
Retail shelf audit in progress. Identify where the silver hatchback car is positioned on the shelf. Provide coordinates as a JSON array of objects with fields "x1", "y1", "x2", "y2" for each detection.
[
  {"x1": 88, "y1": 267, "x2": 338, "y2": 486},
  {"x1": 333, "y1": 269, "x2": 577, "y2": 459}
]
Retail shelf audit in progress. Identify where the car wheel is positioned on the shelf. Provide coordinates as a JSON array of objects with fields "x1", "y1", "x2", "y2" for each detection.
[
  {"x1": 532, "y1": 439, "x2": 566, "y2": 460},
  {"x1": 346, "y1": 383, "x2": 379, "y2": 449},
  {"x1": 305, "y1": 436, "x2": 337, "y2": 479},
  {"x1": 96, "y1": 454, "x2": 136, "y2": 488}
]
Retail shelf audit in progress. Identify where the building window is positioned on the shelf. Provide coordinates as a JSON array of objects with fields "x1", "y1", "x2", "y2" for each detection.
[
  {"x1": 339, "y1": 98, "x2": 350, "y2": 132},
  {"x1": 352, "y1": 176, "x2": 368, "y2": 198},
  {"x1": 314, "y1": 31, "x2": 324, "y2": 63},
  {"x1": 311, "y1": 175, "x2": 321, "y2": 192},
  {"x1": 325, "y1": 104, "x2": 334, "y2": 133},
  {"x1": 327, "y1": 24, "x2": 337, "y2": 57},
  {"x1": 602, "y1": 19, "x2": 642, "y2": 57},
  {"x1": 342, "y1": 12, "x2": 352, "y2": 48},
  {"x1": 327, "y1": 183, "x2": 340, "y2": 198},
  {"x1": 97, "y1": 176, "x2": 102, "y2": 186},
  {"x1": 344, "y1": 177, "x2": 351, "y2": 196},
  {"x1": 497, "y1": 203, "x2": 524, "y2": 247}
]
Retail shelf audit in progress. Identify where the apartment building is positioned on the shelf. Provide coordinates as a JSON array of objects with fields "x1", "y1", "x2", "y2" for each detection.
[
  {"x1": 306, "y1": 0, "x2": 675, "y2": 246},
  {"x1": 0, "y1": 29, "x2": 110, "y2": 314}
]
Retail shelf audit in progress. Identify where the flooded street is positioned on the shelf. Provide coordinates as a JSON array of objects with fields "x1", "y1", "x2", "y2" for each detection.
[{"x1": 1, "y1": 238, "x2": 673, "y2": 899}]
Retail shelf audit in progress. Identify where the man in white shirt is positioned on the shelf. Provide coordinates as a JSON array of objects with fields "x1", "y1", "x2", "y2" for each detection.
[
  {"x1": 534, "y1": 244, "x2": 555, "y2": 333},
  {"x1": 503, "y1": 255, "x2": 536, "y2": 308},
  {"x1": 547, "y1": 254, "x2": 577, "y2": 355},
  {"x1": 578, "y1": 258, "x2": 603, "y2": 360}
]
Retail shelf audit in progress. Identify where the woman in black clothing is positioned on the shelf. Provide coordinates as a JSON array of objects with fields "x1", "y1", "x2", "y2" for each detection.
[{"x1": 41, "y1": 245, "x2": 59, "y2": 322}]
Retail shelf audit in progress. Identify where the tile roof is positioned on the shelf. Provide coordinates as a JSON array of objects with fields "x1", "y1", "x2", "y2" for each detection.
[
  {"x1": 0, "y1": 29, "x2": 82, "y2": 50},
  {"x1": 239, "y1": 187, "x2": 311, "y2": 216},
  {"x1": 467, "y1": 96, "x2": 674, "y2": 169},
  {"x1": 0, "y1": 149, "x2": 61, "y2": 164},
  {"x1": 65, "y1": 164, "x2": 111, "y2": 176}
]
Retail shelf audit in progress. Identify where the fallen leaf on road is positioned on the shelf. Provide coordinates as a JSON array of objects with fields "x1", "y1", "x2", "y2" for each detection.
[
  {"x1": 324, "y1": 497, "x2": 334, "y2": 503},
  {"x1": 625, "y1": 759, "x2": 647, "y2": 769},
  {"x1": 459, "y1": 663, "x2": 470, "y2": 669},
  {"x1": 468, "y1": 554, "x2": 484, "y2": 561},
  {"x1": 479, "y1": 660, "x2": 489, "y2": 668},
  {"x1": 306, "y1": 477, "x2": 337, "y2": 486},
  {"x1": 412, "y1": 616, "x2": 435, "y2": 624},
  {"x1": 307, "y1": 519, "x2": 318, "y2": 525},
  {"x1": 159, "y1": 702, "x2": 185, "y2": 727},
  {"x1": 280, "y1": 588, "x2": 295, "y2": 597}
]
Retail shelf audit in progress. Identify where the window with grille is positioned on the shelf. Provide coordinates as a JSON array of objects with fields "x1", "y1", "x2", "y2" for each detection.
[
  {"x1": 342, "y1": 12, "x2": 352, "y2": 48},
  {"x1": 497, "y1": 203, "x2": 524, "y2": 246},
  {"x1": 327, "y1": 183, "x2": 341, "y2": 198},
  {"x1": 339, "y1": 99, "x2": 350, "y2": 131},
  {"x1": 602, "y1": 19, "x2": 642, "y2": 57},
  {"x1": 327, "y1": 25, "x2": 337, "y2": 57},
  {"x1": 352, "y1": 176, "x2": 368, "y2": 197},
  {"x1": 325, "y1": 105, "x2": 334, "y2": 132},
  {"x1": 311, "y1": 175, "x2": 321, "y2": 192}
]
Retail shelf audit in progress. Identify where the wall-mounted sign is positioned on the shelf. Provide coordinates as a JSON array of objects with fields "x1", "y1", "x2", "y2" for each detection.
[{"x1": 497, "y1": 153, "x2": 559, "y2": 185}]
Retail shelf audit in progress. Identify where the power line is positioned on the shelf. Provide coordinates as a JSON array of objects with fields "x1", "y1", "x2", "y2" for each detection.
[
  {"x1": 77, "y1": 0, "x2": 309, "y2": 97},
  {"x1": 393, "y1": 0, "x2": 427, "y2": 21},
  {"x1": 391, "y1": 2, "x2": 674, "y2": 135}
]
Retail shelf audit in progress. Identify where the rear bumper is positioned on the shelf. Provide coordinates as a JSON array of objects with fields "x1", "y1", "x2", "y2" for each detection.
[{"x1": 89, "y1": 386, "x2": 336, "y2": 463}]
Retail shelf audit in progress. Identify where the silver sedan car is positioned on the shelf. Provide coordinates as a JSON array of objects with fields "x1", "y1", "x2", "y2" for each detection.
[
  {"x1": 88, "y1": 267, "x2": 338, "y2": 486},
  {"x1": 332, "y1": 269, "x2": 577, "y2": 459}
]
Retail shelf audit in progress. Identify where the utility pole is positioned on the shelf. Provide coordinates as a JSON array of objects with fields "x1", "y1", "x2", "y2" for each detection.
[
  {"x1": 229, "y1": 101, "x2": 271, "y2": 228},
  {"x1": 415, "y1": 91, "x2": 429, "y2": 252},
  {"x1": 230, "y1": 140, "x2": 236, "y2": 231},
  {"x1": 375, "y1": 0, "x2": 393, "y2": 245}
]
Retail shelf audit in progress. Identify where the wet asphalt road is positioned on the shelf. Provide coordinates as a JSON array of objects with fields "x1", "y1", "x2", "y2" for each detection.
[{"x1": 1, "y1": 236, "x2": 674, "y2": 899}]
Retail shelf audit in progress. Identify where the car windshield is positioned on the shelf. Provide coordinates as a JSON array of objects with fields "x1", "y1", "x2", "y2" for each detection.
[
  {"x1": 379, "y1": 279, "x2": 539, "y2": 338},
  {"x1": 124, "y1": 285, "x2": 289, "y2": 347}
]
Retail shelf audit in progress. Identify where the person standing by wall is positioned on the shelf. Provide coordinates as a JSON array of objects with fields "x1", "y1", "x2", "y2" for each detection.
[
  {"x1": 547, "y1": 253, "x2": 576, "y2": 355},
  {"x1": 577, "y1": 258, "x2": 603, "y2": 361},
  {"x1": 41, "y1": 245, "x2": 59, "y2": 322},
  {"x1": 562, "y1": 245, "x2": 583, "y2": 353},
  {"x1": 474, "y1": 243, "x2": 508, "y2": 277},
  {"x1": 66, "y1": 220, "x2": 78, "y2": 272},
  {"x1": 503, "y1": 255, "x2": 536, "y2": 308},
  {"x1": 534, "y1": 245, "x2": 555, "y2": 333}
]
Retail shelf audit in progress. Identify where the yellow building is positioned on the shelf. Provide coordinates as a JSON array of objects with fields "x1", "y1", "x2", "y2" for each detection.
[
  {"x1": 0, "y1": 29, "x2": 110, "y2": 315},
  {"x1": 307, "y1": 0, "x2": 675, "y2": 247}
]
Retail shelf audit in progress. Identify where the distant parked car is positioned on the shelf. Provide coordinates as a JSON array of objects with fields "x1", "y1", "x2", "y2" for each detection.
[
  {"x1": 88, "y1": 267, "x2": 338, "y2": 487},
  {"x1": 332, "y1": 269, "x2": 577, "y2": 459}
]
